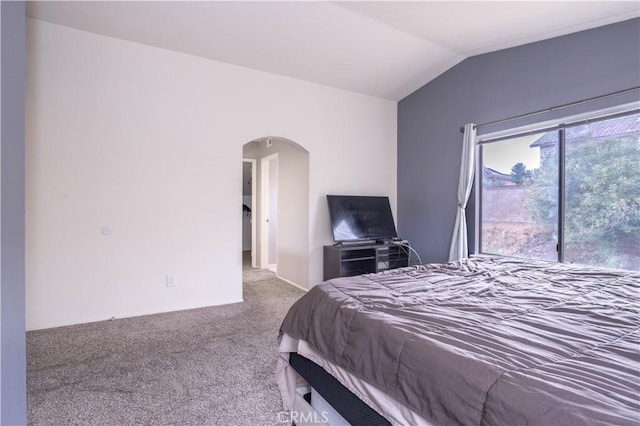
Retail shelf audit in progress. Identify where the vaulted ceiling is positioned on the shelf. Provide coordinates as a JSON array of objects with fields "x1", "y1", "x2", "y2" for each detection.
[{"x1": 27, "y1": 1, "x2": 640, "y2": 101}]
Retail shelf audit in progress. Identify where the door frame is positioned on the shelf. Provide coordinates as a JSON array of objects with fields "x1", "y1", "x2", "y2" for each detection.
[
  {"x1": 242, "y1": 158, "x2": 257, "y2": 268},
  {"x1": 260, "y1": 153, "x2": 279, "y2": 269}
]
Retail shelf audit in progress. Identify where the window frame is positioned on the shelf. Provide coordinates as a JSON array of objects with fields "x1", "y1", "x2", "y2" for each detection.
[{"x1": 474, "y1": 102, "x2": 640, "y2": 264}]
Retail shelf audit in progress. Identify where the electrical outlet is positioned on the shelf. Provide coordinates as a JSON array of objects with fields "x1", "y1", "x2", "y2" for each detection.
[{"x1": 166, "y1": 274, "x2": 176, "y2": 287}]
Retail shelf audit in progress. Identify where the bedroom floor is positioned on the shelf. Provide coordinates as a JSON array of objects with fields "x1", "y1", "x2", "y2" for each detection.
[{"x1": 26, "y1": 255, "x2": 305, "y2": 425}]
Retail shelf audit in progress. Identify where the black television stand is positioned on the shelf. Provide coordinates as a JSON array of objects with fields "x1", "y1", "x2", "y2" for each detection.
[{"x1": 323, "y1": 240, "x2": 410, "y2": 280}]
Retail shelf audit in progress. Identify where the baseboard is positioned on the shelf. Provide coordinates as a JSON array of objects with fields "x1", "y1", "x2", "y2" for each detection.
[
  {"x1": 277, "y1": 275, "x2": 308, "y2": 292},
  {"x1": 27, "y1": 297, "x2": 244, "y2": 331}
]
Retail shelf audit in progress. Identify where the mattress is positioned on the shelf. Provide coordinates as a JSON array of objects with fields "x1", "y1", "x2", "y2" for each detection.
[{"x1": 278, "y1": 256, "x2": 640, "y2": 425}]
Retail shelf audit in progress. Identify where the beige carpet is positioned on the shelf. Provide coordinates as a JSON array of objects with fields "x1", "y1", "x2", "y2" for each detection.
[
  {"x1": 242, "y1": 251, "x2": 278, "y2": 283},
  {"x1": 27, "y1": 255, "x2": 305, "y2": 425}
]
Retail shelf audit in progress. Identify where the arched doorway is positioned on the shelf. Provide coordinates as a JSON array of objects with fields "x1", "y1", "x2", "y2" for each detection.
[{"x1": 242, "y1": 137, "x2": 310, "y2": 289}]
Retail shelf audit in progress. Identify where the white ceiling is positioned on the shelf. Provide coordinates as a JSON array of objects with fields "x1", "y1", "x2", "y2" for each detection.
[{"x1": 27, "y1": 1, "x2": 640, "y2": 101}]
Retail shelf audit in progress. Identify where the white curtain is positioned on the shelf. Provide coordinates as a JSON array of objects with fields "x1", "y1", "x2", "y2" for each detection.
[{"x1": 448, "y1": 123, "x2": 477, "y2": 262}]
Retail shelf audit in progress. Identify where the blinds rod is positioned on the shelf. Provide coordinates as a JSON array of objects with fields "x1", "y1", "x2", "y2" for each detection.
[
  {"x1": 459, "y1": 86, "x2": 640, "y2": 134},
  {"x1": 477, "y1": 107, "x2": 640, "y2": 145}
]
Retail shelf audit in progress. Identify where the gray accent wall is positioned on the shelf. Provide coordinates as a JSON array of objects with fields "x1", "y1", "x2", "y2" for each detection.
[
  {"x1": 398, "y1": 18, "x2": 640, "y2": 263},
  {"x1": 1, "y1": 1, "x2": 27, "y2": 424}
]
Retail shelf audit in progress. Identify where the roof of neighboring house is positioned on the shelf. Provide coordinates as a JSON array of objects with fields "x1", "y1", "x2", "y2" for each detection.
[
  {"x1": 483, "y1": 166, "x2": 512, "y2": 180},
  {"x1": 530, "y1": 113, "x2": 640, "y2": 148}
]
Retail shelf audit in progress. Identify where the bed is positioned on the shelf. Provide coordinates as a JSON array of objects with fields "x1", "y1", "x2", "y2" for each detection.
[{"x1": 276, "y1": 256, "x2": 640, "y2": 425}]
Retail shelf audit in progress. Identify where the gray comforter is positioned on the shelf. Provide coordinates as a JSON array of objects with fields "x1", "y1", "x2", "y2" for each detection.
[{"x1": 279, "y1": 256, "x2": 640, "y2": 425}]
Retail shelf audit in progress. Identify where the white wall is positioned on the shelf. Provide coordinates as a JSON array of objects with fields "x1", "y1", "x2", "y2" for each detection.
[
  {"x1": 25, "y1": 19, "x2": 397, "y2": 330},
  {"x1": 274, "y1": 142, "x2": 310, "y2": 288}
]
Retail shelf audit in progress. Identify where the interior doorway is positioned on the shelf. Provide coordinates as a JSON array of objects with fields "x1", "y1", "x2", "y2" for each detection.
[
  {"x1": 242, "y1": 159, "x2": 257, "y2": 268},
  {"x1": 242, "y1": 137, "x2": 309, "y2": 289}
]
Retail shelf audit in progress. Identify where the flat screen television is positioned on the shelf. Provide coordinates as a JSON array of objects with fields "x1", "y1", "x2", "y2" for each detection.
[{"x1": 327, "y1": 195, "x2": 398, "y2": 243}]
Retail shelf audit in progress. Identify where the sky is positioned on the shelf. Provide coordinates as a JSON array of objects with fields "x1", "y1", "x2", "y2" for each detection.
[{"x1": 482, "y1": 134, "x2": 542, "y2": 174}]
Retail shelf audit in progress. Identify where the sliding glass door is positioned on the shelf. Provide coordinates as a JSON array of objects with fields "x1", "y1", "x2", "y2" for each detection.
[
  {"x1": 479, "y1": 111, "x2": 639, "y2": 271},
  {"x1": 563, "y1": 114, "x2": 639, "y2": 269},
  {"x1": 480, "y1": 132, "x2": 558, "y2": 261}
]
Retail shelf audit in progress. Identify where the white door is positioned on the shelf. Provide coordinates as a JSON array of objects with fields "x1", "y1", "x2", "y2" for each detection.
[{"x1": 260, "y1": 153, "x2": 278, "y2": 270}]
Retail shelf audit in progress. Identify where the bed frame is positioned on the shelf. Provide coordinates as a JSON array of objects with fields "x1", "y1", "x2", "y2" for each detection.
[{"x1": 289, "y1": 352, "x2": 390, "y2": 426}]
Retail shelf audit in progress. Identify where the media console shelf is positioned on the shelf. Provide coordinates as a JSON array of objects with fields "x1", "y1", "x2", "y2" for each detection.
[{"x1": 323, "y1": 241, "x2": 410, "y2": 280}]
